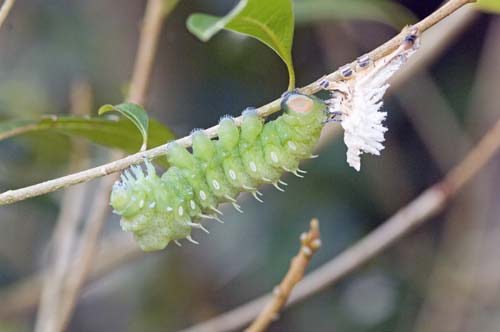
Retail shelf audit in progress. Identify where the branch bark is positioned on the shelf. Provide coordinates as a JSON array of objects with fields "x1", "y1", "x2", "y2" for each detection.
[
  {"x1": 245, "y1": 219, "x2": 321, "y2": 332},
  {"x1": 0, "y1": 0, "x2": 16, "y2": 31},
  {"x1": 0, "y1": 0, "x2": 477, "y2": 206}
]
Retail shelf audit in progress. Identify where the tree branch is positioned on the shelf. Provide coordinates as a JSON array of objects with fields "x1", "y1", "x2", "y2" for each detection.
[
  {"x1": 245, "y1": 219, "x2": 321, "y2": 332},
  {"x1": 175, "y1": 116, "x2": 500, "y2": 332},
  {"x1": 54, "y1": 172, "x2": 118, "y2": 331},
  {"x1": 0, "y1": 0, "x2": 477, "y2": 206},
  {"x1": 0, "y1": 0, "x2": 16, "y2": 31},
  {"x1": 33, "y1": 81, "x2": 93, "y2": 332},
  {"x1": 128, "y1": 0, "x2": 178, "y2": 105}
]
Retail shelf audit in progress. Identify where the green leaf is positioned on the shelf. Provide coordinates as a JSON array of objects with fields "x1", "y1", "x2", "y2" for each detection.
[
  {"x1": 294, "y1": 0, "x2": 417, "y2": 29},
  {"x1": 477, "y1": 0, "x2": 500, "y2": 13},
  {"x1": 98, "y1": 103, "x2": 149, "y2": 151},
  {"x1": 187, "y1": 0, "x2": 296, "y2": 90},
  {"x1": 0, "y1": 116, "x2": 175, "y2": 166}
]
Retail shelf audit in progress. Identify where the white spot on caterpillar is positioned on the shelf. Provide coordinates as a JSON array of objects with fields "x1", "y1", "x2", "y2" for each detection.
[
  {"x1": 229, "y1": 169, "x2": 237, "y2": 180},
  {"x1": 166, "y1": 206, "x2": 173, "y2": 212},
  {"x1": 139, "y1": 200, "x2": 144, "y2": 208},
  {"x1": 249, "y1": 161, "x2": 257, "y2": 172},
  {"x1": 149, "y1": 202, "x2": 156, "y2": 209},
  {"x1": 287, "y1": 141, "x2": 297, "y2": 151},
  {"x1": 271, "y1": 152, "x2": 279, "y2": 163},
  {"x1": 190, "y1": 200, "x2": 196, "y2": 210},
  {"x1": 200, "y1": 190, "x2": 207, "y2": 201},
  {"x1": 212, "y1": 179, "x2": 220, "y2": 190},
  {"x1": 178, "y1": 206, "x2": 184, "y2": 216}
]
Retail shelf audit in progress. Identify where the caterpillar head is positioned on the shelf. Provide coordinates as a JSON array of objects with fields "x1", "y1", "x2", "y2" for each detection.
[{"x1": 281, "y1": 92, "x2": 328, "y2": 124}]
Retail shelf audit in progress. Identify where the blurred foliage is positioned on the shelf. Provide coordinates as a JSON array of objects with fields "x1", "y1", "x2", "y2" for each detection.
[
  {"x1": 0, "y1": 1, "x2": 499, "y2": 332},
  {"x1": 187, "y1": 0, "x2": 295, "y2": 89},
  {"x1": 294, "y1": 0, "x2": 417, "y2": 28},
  {"x1": 477, "y1": 0, "x2": 500, "y2": 13}
]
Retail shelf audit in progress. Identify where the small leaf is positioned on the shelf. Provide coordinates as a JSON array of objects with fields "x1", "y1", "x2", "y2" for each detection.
[
  {"x1": 187, "y1": 0, "x2": 296, "y2": 90},
  {"x1": 476, "y1": 0, "x2": 500, "y2": 13},
  {"x1": 0, "y1": 116, "x2": 175, "y2": 167},
  {"x1": 99, "y1": 103, "x2": 149, "y2": 151},
  {"x1": 294, "y1": 0, "x2": 417, "y2": 29}
]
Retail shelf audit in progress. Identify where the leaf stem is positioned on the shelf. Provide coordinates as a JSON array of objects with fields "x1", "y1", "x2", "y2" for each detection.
[{"x1": 287, "y1": 62, "x2": 296, "y2": 91}]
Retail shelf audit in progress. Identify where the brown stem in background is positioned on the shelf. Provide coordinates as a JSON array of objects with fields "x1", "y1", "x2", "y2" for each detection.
[
  {"x1": 33, "y1": 82, "x2": 93, "y2": 332},
  {"x1": 0, "y1": 0, "x2": 477, "y2": 206},
  {"x1": 413, "y1": 18, "x2": 500, "y2": 332},
  {"x1": 0, "y1": 232, "x2": 140, "y2": 318},
  {"x1": 245, "y1": 219, "x2": 321, "y2": 332},
  {"x1": 128, "y1": 0, "x2": 178, "y2": 105},
  {"x1": 176, "y1": 116, "x2": 500, "y2": 332},
  {"x1": 0, "y1": 0, "x2": 16, "y2": 31},
  {"x1": 55, "y1": 172, "x2": 119, "y2": 331},
  {"x1": 48, "y1": 0, "x2": 173, "y2": 330}
]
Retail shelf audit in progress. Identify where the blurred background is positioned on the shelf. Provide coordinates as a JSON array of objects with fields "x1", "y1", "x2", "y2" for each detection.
[{"x1": 0, "y1": 0, "x2": 499, "y2": 331}]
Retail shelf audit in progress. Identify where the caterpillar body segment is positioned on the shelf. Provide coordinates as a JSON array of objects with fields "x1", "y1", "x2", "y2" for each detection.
[{"x1": 110, "y1": 92, "x2": 329, "y2": 251}]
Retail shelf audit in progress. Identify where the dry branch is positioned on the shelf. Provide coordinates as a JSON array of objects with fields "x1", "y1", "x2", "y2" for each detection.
[
  {"x1": 0, "y1": 0, "x2": 16, "y2": 31},
  {"x1": 33, "y1": 82, "x2": 93, "y2": 332},
  {"x1": 245, "y1": 219, "x2": 321, "y2": 332},
  {"x1": 0, "y1": 0, "x2": 476, "y2": 206},
  {"x1": 43, "y1": 1, "x2": 172, "y2": 330}
]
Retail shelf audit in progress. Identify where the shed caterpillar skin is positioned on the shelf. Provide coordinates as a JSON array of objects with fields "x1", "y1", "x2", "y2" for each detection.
[
  {"x1": 110, "y1": 93, "x2": 329, "y2": 251},
  {"x1": 319, "y1": 26, "x2": 420, "y2": 171}
]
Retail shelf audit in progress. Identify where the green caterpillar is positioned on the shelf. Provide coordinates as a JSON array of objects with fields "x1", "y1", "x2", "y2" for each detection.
[{"x1": 110, "y1": 92, "x2": 329, "y2": 251}]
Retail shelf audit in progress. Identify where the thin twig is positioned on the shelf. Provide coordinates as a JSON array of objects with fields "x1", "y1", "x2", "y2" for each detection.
[
  {"x1": 128, "y1": 0, "x2": 178, "y2": 105},
  {"x1": 245, "y1": 219, "x2": 321, "y2": 332},
  {"x1": 175, "y1": 116, "x2": 500, "y2": 332},
  {"x1": 55, "y1": 172, "x2": 118, "y2": 331},
  {"x1": 0, "y1": 0, "x2": 476, "y2": 206},
  {"x1": 0, "y1": 0, "x2": 16, "y2": 31},
  {"x1": 33, "y1": 82, "x2": 92, "y2": 332}
]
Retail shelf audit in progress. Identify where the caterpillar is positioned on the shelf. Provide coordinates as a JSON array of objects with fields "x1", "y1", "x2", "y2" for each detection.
[
  {"x1": 110, "y1": 92, "x2": 330, "y2": 251},
  {"x1": 110, "y1": 27, "x2": 420, "y2": 251}
]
